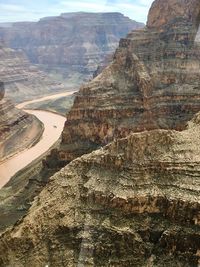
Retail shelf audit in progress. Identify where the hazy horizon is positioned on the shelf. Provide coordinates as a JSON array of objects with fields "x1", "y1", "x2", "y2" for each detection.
[{"x1": 0, "y1": 0, "x2": 154, "y2": 24}]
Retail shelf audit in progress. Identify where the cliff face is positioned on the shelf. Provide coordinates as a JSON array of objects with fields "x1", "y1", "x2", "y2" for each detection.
[
  {"x1": 147, "y1": 0, "x2": 200, "y2": 29},
  {"x1": 0, "y1": 0, "x2": 200, "y2": 266},
  {"x1": 0, "y1": 43, "x2": 63, "y2": 102},
  {"x1": 0, "y1": 82, "x2": 5, "y2": 100},
  {"x1": 0, "y1": 82, "x2": 43, "y2": 162},
  {"x1": 0, "y1": 13, "x2": 144, "y2": 82},
  {"x1": 46, "y1": 0, "x2": 200, "y2": 164},
  {"x1": 0, "y1": 112, "x2": 200, "y2": 266}
]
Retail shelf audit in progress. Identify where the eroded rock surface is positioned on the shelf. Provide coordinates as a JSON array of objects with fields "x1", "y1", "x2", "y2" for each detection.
[
  {"x1": 147, "y1": 0, "x2": 200, "y2": 29},
  {"x1": 0, "y1": 42, "x2": 63, "y2": 102},
  {"x1": 47, "y1": 0, "x2": 200, "y2": 164},
  {"x1": 0, "y1": 112, "x2": 200, "y2": 266},
  {"x1": 0, "y1": 13, "x2": 144, "y2": 83},
  {"x1": 0, "y1": 82, "x2": 5, "y2": 100},
  {"x1": 0, "y1": 0, "x2": 200, "y2": 266}
]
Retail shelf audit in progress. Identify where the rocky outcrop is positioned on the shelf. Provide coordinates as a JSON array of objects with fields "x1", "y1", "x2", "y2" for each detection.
[
  {"x1": 0, "y1": 13, "x2": 144, "y2": 83},
  {"x1": 0, "y1": 82, "x2": 43, "y2": 162},
  {"x1": 93, "y1": 54, "x2": 113, "y2": 78},
  {"x1": 0, "y1": 111, "x2": 200, "y2": 266},
  {"x1": 0, "y1": 0, "x2": 200, "y2": 266},
  {"x1": 147, "y1": 0, "x2": 200, "y2": 29},
  {"x1": 44, "y1": 0, "x2": 200, "y2": 165},
  {"x1": 0, "y1": 42, "x2": 63, "y2": 102},
  {"x1": 0, "y1": 82, "x2": 5, "y2": 100}
]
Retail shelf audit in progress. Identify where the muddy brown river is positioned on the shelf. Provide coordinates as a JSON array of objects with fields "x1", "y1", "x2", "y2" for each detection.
[{"x1": 0, "y1": 94, "x2": 71, "y2": 188}]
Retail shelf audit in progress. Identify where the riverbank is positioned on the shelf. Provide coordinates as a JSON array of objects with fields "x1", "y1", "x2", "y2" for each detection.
[
  {"x1": 0, "y1": 98, "x2": 44, "y2": 165},
  {"x1": 16, "y1": 90, "x2": 77, "y2": 109},
  {"x1": 23, "y1": 93, "x2": 76, "y2": 116},
  {"x1": 0, "y1": 90, "x2": 77, "y2": 188},
  {"x1": 0, "y1": 91, "x2": 73, "y2": 230},
  {"x1": 0, "y1": 114, "x2": 44, "y2": 164},
  {"x1": 0, "y1": 109, "x2": 66, "y2": 188}
]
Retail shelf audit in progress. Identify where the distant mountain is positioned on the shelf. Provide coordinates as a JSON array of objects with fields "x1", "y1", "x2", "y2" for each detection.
[
  {"x1": 0, "y1": 22, "x2": 13, "y2": 28},
  {"x1": 0, "y1": 12, "x2": 144, "y2": 84}
]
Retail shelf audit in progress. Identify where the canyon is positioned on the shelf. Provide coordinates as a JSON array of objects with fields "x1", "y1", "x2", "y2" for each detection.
[
  {"x1": 0, "y1": 109, "x2": 66, "y2": 188},
  {"x1": 0, "y1": 110, "x2": 200, "y2": 266},
  {"x1": 47, "y1": 0, "x2": 200, "y2": 166},
  {"x1": 0, "y1": 81, "x2": 43, "y2": 163},
  {"x1": 0, "y1": 12, "x2": 144, "y2": 84},
  {"x1": 0, "y1": 41, "x2": 64, "y2": 103},
  {"x1": 0, "y1": 0, "x2": 200, "y2": 266}
]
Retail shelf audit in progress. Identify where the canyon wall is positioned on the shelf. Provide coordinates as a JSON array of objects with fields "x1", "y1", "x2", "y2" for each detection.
[
  {"x1": 147, "y1": 0, "x2": 200, "y2": 29},
  {"x1": 45, "y1": 0, "x2": 200, "y2": 165},
  {"x1": 0, "y1": 42, "x2": 63, "y2": 102},
  {"x1": 0, "y1": 13, "x2": 144, "y2": 83},
  {"x1": 0, "y1": 111, "x2": 200, "y2": 266},
  {"x1": 0, "y1": 0, "x2": 200, "y2": 266},
  {"x1": 0, "y1": 82, "x2": 5, "y2": 100}
]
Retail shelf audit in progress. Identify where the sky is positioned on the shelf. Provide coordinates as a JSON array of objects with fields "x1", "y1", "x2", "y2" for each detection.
[{"x1": 0, "y1": 0, "x2": 154, "y2": 23}]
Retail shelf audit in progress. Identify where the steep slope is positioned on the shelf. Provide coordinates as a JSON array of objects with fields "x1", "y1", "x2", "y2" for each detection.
[
  {"x1": 0, "y1": 82, "x2": 43, "y2": 162},
  {"x1": 147, "y1": 0, "x2": 200, "y2": 29},
  {"x1": 0, "y1": 81, "x2": 5, "y2": 100},
  {"x1": 0, "y1": 12, "x2": 144, "y2": 83},
  {"x1": 0, "y1": 0, "x2": 200, "y2": 266},
  {"x1": 0, "y1": 112, "x2": 200, "y2": 266},
  {"x1": 0, "y1": 42, "x2": 63, "y2": 102},
  {"x1": 45, "y1": 0, "x2": 200, "y2": 165}
]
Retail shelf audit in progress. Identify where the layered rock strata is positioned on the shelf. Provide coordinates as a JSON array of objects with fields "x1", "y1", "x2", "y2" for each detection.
[
  {"x1": 0, "y1": 82, "x2": 43, "y2": 162},
  {"x1": 0, "y1": 112, "x2": 200, "y2": 266},
  {"x1": 0, "y1": 42, "x2": 63, "y2": 102},
  {"x1": 0, "y1": 0, "x2": 200, "y2": 266},
  {"x1": 147, "y1": 0, "x2": 200, "y2": 29},
  {"x1": 47, "y1": 0, "x2": 200, "y2": 165},
  {"x1": 0, "y1": 13, "x2": 144, "y2": 82},
  {"x1": 0, "y1": 81, "x2": 5, "y2": 100}
]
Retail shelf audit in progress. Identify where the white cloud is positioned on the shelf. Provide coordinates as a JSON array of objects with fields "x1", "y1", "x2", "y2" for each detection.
[
  {"x1": 139, "y1": 0, "x2": 153, "y2": 6},
  {"x1": 0, "y1": 0, "x2": 155, "y2": 23},
  {"x1": 60, "y1": 1, "x2": 109, "y2": 12},
  {"x1": 59, "y1": 0, "x2": 154, "y2": 22}
]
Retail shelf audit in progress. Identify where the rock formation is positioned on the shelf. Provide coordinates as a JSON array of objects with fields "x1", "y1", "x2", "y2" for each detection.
[
  {"x1": 147, "y1": 0, "x2": 200, "y2": 29},
  {"x1": 45, "y1": 0, "x2": 200, "y2": 165},
  {"x1": 0, "y1": 111, "x2": 200, "y2": 266},
  {"x1": 0, "y1": 41, "x2": 63, "y2": 103},
  {"x1": 0, "y1": 0, "x2": 200, "y2": 266},
  {"x1": 0, "y1": 82, "x2": 5, "y2": 100},
  {"x1": 0, "y1": 81, "x2": 43, "y2": 162},
  {"x1": 0, "y1": 13, "x2": 144, "y2": 83}
]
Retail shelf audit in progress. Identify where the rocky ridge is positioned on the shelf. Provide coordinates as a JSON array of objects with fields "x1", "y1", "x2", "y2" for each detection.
[
  {"x1": 0, "y1": 0, "x2": 200, "y2": 266},
  {"x1": 0, "y1": 111, "x2": 200, "y2": 266},
  {"x1": 147, "y1": 0, "x2": 200, "y2": 29},
  {"x1": 0, "y1": 12, "x2": 144, "y2": 83},
  {"x1": 0, "y1": 41, "x2": 63, "y2": 102},
  {"x1": 46, "y1": 0, "x2": 200, "y2": 165}
]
